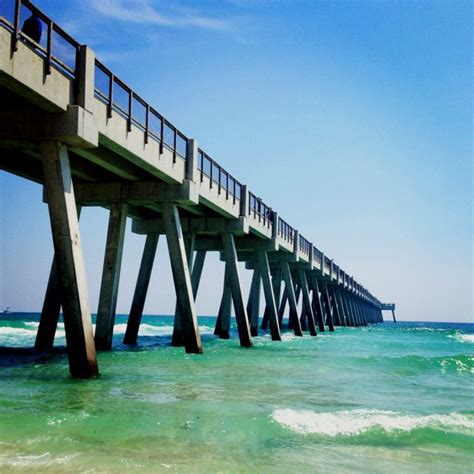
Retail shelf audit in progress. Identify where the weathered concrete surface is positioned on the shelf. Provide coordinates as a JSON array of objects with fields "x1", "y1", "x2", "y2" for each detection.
[{"x1": 41, "y1": 141, "x2": 98, "y2": 377}]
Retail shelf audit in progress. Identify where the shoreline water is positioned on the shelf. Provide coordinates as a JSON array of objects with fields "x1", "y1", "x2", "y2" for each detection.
[{"x1": 0, "y1": 316, "x2": 472, "y2": 472}]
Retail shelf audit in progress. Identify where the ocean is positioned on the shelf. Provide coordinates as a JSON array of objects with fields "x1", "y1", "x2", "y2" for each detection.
[{"x1": 0, "y1": 315, "x2": 472, "y2": 473}]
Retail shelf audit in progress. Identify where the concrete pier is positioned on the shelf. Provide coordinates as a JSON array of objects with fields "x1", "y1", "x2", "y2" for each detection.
[{"x1": 0, "y1": 0, "x2": 392, "y2": 377}]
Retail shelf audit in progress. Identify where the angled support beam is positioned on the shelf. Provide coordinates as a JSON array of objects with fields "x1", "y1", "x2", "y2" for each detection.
[
  {"x1": 123, "y1": 234, "x2": 159, "y2": 344},
  {"x1": 322, "y1": 282, "x2": 335, "y2": 332},
  {"x1": 281, "y1": 263, "x2": 303, "y2": 337},
  {"x1": 247, "y1": 268, "x2": 261, "y2": 337},
  {"x1": 309, "y1": 276, "x2": 325, "y2": 332},
  {"x1": 335, "y1": 286, "x2": 347, "y2": 327},
  {"x1": 40, "y1": 141, "x2": 97, "y2": 378},
  {"x1": 35, "y1": 206, "x2": 82, "y2": 352},
  {"x1": 297, "y1": 269, "x2": 317, "y2": 336},
  {"x1": 162, "y1": 203, "x2": 202, "y2": 354},
  {"x1": 214, "y1": 266, "x2": 232, "y2": 339},
  {"x1": 278, "y1": 290, "x2": 288, "y2": 326},
  {"x1": 221, "y1": 233, "x2": 252, "y2": 347},
  {"x1": 392, "y1": 309, "x2": 397, "y2": 323},
  {"x1": 257, "y1": 250, "x2": 282, "y2": 341},
  {"x1": 95, "y1": 203, "x2": 128, "y2": 351},
  {"x1": 329, "y1": 285, "x2": 342, "y2": 327},
  {"x1": 340, "y1": 290, "x2": 353, "y2": 327},
  {"x1": 172, "y1": 234, "x2": 195, "y2": 346}
]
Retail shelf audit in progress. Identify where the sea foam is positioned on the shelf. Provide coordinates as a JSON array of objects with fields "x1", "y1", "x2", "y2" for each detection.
[{"x1": 271, "y1": 408, "x2": 474, "y2": 436}]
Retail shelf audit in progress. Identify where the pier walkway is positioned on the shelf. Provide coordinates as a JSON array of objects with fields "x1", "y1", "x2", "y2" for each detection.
[{"x1": 0, "y1": 1, "x2": 393, "y2": 377}]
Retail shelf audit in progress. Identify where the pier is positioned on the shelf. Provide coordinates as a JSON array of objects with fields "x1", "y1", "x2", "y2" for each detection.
[{"x1": 0, "y1": 1, "x2": 392, "y2": 378}]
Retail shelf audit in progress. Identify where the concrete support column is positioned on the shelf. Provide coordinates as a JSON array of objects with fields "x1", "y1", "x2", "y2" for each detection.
[
  {"x1": 222, "y1": 233, "x2": 252, "y2": 347},
  {"x1": 345, "y1": 293, "x2": 355, "y2": 326},
  {"x1": 349, "y1": 294, "x2": 360, "y2": 326},
  {"x1": 392, "y1": 309, "x2": 397, "y2": 323},
  {"x1": 297, "y1": 269, "x2": 317, "y2": 336},
  {"x1": 247, "y1": 268, "x2": 261, "y2": 337},
  {"x1": 310, "y1": 276, "x2": 326, "y2": 332},
  {"x1": 35, "y1": 207, "x2": 82, "y2": 352},
  {"x1": 214, "y1": 267, "x2": 232, "y2": 339},
  {"x1": 322, "y1": 282, "x2": 335, "y2": 332},
  {"x1": 278, "y1": 290, "x2": 288, "y2": 326},
  {"x1": 95, "y1": 203, "x2": 128, "y2": 351},
  {"x1": 124, "y1": 234, "x2": 159, "y2": 345},
  {"x1": 281, "y1": 263, "x2": 303, "y2": 336},
  {"x1": 257, "y1": 251, "x2": 281, "y2": 341},
  {"x1": 162, "y1": 203, "x2": 202, "y2": 354},
  {"x1": 171, "y1": 234, "x2": 195, "y2": 346},
  {"x1": 329, "y1": 285, "x2": 342, "y2": 326},
  {"x1": 40, "y1": 141, "x2": 97, "y2": 378},
  {"x1": 335, "y1": 287, "x2": 347, "y2": 327}
]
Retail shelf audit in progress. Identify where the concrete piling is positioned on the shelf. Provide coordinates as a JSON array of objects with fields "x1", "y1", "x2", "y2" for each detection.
[
  {"x1": 95, "y1": 203, "x2": 128, "y2": 351},
  {"x1": 124, "y1": 234, "x2": 159, "y2": 345},
  {"x1": 41, "y1": 141, "x2": 98, "y2": 378},
  {"x1": 162, "y1": 203, "x2": 202, "y2": 354}
]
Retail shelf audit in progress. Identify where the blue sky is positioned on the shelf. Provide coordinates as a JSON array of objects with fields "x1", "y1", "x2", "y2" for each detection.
[{"x1": 0, "y1": 0, "x2": 472, "y2": 322}]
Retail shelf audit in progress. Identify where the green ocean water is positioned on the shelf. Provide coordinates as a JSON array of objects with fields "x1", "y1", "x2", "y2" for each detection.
[{"x1": 0, "y1": 315, "x2": 472, "y2": 473}]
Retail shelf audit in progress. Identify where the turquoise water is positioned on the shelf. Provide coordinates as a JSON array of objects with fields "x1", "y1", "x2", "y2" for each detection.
[{"x1": 0, "y1": 315, "x2": 473, "y2": 473}]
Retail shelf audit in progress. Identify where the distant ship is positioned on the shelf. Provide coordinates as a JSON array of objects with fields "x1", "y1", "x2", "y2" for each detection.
[{"x1": 2, "y1": 306, "x2": 11, "y2": 314}]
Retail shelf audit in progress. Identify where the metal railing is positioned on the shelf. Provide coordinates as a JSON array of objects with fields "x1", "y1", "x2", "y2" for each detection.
[
  {"x1": 248, "y1": 192, "x2": 273, "y2": 227},
  {"x1": 299, "y1": 235, "x2": 311, "y2": 255},
  {"x1": 313, "y1": 246, "x2": 323, "y2": 265},
  {"x1": 2, "y1": 0, "x2": 79, "y2": 80},
  {"x1": 277, "y1": 217, "x2": 295, "y2": 244},
  {"x1": 197, "y1": 148, "x2": 242, "y2": 204},
  {"x1": 323, "y1": 256, "x2": 331, "y2": 273},
  {"x1": 94, "y1": 60, "x2": 188, "y2": 162}
]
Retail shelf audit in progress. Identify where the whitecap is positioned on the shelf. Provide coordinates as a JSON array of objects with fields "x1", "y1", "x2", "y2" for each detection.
[
  {"x1": 271, "y1": 408, "x2": 474, "y2": 436},
  {"x1": 448, "y1": 334, "x2": 474, "y2": 344}
]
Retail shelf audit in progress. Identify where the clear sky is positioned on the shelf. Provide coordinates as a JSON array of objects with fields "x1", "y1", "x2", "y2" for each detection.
[{"x1": 0, "y1": 0, "x2": 472, "y2": 322}]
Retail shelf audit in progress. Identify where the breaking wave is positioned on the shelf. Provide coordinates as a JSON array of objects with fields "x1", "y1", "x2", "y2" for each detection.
[{"x1": 271, "y1": 408, "x2": 474, "y2": 437}]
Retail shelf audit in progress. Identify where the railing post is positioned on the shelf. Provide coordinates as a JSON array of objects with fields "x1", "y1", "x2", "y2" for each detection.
[
  {"x1": 240, "y1": 185, "x2": 248, "y2": 217},
  {"x1": 272, "y1": 211, "x2": 278, "y2": 241},
  {"x1": 12, "y1": 0, "x2": 21, "y2": 53},
  {"x1": 185, "y1": 139, "x2": 198, "y2": 183},
  {"x1": 45, "y1": 20, "x2": 53, "y2": 76},
  {"x1": 293, "y1": 230, "x2": 299, "y2": 257},
  {"x1": 76, "y1": 45, "x2": 96, "y2": 111},
  {"x1": 107, "y1": 73, "x2": 114, "y2": 118}
]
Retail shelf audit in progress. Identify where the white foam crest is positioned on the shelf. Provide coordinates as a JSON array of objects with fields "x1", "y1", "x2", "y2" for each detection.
[
  {"x1": 113, "y1": 323, "x2": 215, "y2": 337},
  {"x1": 271, "y1": 408, "x2": 474, "y2": 437},
  {"x1": 448, "y1": 334, "x2": 474, "y2": 344}
]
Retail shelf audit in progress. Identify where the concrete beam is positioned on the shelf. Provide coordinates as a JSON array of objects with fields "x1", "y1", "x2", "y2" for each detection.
[
  {"x1": 75, "y1": 180, "x2": 199, "y2": 206},
  {"x1": 297, "y1": 269, "x2": 317, "y2": 336},
  {"x1": 194, "y1": 236, "x2": 277, "y2": 252},
  {"x1": 0, "y1": 105, "x2": 99, "y2": 148},
  {"x1": 133, "y1": 216, "x2": 248, "y2": 236}
]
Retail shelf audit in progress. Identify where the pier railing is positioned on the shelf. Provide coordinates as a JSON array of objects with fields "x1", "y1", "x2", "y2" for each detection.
[
  {"x1": 94, "y1": 60, "x2": 188, "y2": 162},
  {"x1": 2, "y1": 0, "x2": 79, "y2": 78},
  {"x1": 197, "y1": 148, "x2": 242, "y2": 203},
  {"x1": 248, "y1": 193, "x2": 273, "y2": 227},
  {"x1": 277, "y1": 218, "x2": 295, "y2": 244},
  {"x1": 1, "y1": 0, "x2": 384, "y2": 308}
]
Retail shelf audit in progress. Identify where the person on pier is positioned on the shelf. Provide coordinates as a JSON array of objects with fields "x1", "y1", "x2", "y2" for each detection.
[{"x1": 21, "y1": 12, "x2": 42, "y2": 44}]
